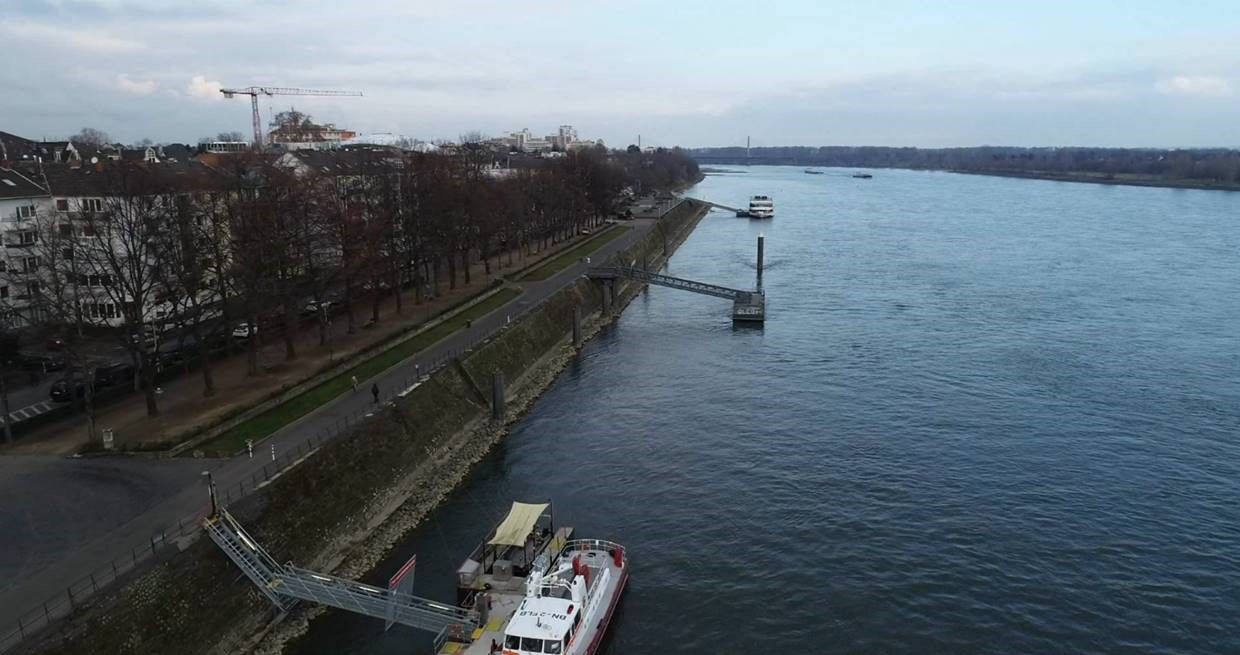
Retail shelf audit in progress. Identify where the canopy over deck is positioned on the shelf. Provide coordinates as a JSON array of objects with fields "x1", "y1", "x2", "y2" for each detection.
[{"x1": 487, "y1": 502, "x2": 550, "y2": 548}]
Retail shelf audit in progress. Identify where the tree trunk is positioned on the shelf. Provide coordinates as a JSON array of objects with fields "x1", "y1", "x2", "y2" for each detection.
[
  {"x1": 140, "y1": 356, "x2": 159, "y2": 417},
  {"x1": 393, "y1": 268, "x2": 403, "y2": 314},
  {"x1": 1, "y1": 376, "x2": 12, "y2": 443},
  {"x1": 447, "y1": 255, "x2": 457, "y2": 290},
  {"x1": 283, "y1": 304, "x2": 297, "y2": 361},
  {"x1": 462, "y1": 249, "x2": 471, "y2": 285},
  {"x1": 246, "y1": 327, "x2": 259, "y2": 376},
  {"x1": 193, "y1": 317, "x2": 215, "y2": 397},
  {"x1": 345, "y1": 280, "x2": 356, "y2": 334},
  {"x1": 370, "y1": 279, "x2": 381, "y2": 322}
]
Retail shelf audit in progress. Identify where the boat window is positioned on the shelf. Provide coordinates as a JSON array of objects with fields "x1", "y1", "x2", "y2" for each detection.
[
  {"x1": 521, "y1": 637, "x2": 544, "y2": 653},
  {"x1": 545, "y1": 637, "x2": 563, "y2": 654},
  {"x1": 505, "y1": 635, "x2": 521, "y2": 649}
]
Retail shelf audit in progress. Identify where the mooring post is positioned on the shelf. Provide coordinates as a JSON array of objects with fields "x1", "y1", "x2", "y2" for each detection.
[
  {"x1": 491, "y1": 372, "x2": 505, "y2": 421},
  {"x1": 572, "y1": 305, "x2": 583, "y2": 347},
  {"x1": 756, "y1": 232, "x2": 765, "y2": 289}
]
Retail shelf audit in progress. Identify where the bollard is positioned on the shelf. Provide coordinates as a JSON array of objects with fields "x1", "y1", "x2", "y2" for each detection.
[{"x1": 270, "y1": 444, "x2": 276, "y2": 461}]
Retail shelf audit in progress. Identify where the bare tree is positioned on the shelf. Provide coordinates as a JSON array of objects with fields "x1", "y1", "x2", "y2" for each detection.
[
  {"x1": 72, "y1": 163, "x2": 169, "y2": 417},
  {"x1": 70, "y1": 127, "x2": 111, "y2": 148}
]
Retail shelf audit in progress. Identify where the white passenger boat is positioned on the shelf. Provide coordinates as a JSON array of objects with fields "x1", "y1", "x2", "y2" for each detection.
[
  {"x1": 441, "y1": 502, "x2": 628, "y2": 655},
  {"x1": 737, "y1": 195, "x2": 774, "y2": 218}
]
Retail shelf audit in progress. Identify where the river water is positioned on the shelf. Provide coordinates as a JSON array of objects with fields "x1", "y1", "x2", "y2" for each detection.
[{"x1": 294, "y1": 167, "x2": 1240, "y2": 654}]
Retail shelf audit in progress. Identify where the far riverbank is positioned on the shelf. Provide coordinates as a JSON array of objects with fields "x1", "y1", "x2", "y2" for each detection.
[{"x1": 951, "y1": 168, "x2": 1240, "y2": 192}]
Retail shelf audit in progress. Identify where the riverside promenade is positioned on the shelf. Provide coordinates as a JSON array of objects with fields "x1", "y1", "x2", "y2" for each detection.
[{"x1": 0, "y1": 208, "x2": 685, "y2": 650}]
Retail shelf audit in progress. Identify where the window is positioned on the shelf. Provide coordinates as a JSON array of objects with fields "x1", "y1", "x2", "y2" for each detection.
[
  {"x1": 61, "y1": 248, "x2": 74, "y2": 261},
  {"x1": 81, "y1": 222, "x2": 97, "y2": 237},
  {"x1": 22, "y1": 256, "x2": 39, "y2": 272},
  {"x1": 82, "y1": 302, "x2": 117, "y2": 319},
  {"x1": 545, "y1": 637, "x2": 563, "y2": 654},
  {"x1": 0, "y1": 260, "x2": 6, "y2": 272},
  {"x1": 0, "y1": 286, "x2": 7, "y2": 299},
  {"x1": 505, "y1": 636, "x2": 521, "y2": 650},
  {"x1": 26, "y1": 282, "x2": 39, "y2": 297},
  {"x1": 520, "y1": 637, "x2": 544, "y2": 653},
  {"x1": 20, "y1": 231, "x2": 36, "y2": 245},
  {"x1": 58, "y1": 223, "x2": 74, "y2": 238},
  {"x1": 82, "y1": 198, "x2": 103, "y2": 213},
  {"x1": 17, "y1": 205, "x2": 35, "y2": 219},
  {"x1": 56, "y1": 198, "x2": 68, "y2": 212}
]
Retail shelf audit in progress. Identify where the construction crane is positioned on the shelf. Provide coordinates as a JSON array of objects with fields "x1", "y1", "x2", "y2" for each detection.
[{"x1": 219, "y1": 86, "x2": 363, "y2": 149}]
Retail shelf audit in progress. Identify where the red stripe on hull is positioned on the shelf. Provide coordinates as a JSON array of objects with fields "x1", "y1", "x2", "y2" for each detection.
[{"x1": 586, "y1": 566, "x2": 629, "y2": 655}]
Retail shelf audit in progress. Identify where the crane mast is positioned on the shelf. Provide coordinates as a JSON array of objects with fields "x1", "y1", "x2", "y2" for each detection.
[{"x1": 219, "y1": 86, "x2": 363, "y2": 149}]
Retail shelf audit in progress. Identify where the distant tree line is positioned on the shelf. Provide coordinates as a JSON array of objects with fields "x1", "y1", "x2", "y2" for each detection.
[{"x1": 688, "y1": 146, "x2": 1240, "y2": 184}]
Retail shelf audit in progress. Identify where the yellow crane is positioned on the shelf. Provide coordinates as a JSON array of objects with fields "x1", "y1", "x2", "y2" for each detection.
[{"x1": 219, "y1": 86, "x2": 363, "y2": 149}]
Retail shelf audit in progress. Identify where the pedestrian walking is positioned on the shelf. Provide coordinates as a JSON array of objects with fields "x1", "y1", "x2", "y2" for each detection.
[
  {"x1": 350, "y1": 375, "x2": 358, "y2": 392},
  {"x1": 371, "y1": 383, "x2": 380, "y2": 404}
]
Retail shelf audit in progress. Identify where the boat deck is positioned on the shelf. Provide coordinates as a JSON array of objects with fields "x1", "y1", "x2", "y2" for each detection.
[{"x1": 437, "y1": 592, "x2": 522, "y2": 655}]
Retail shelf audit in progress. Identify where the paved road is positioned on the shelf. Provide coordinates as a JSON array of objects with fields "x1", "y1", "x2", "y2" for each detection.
[{"x1": 0, "y1": 215, "x2": 666, "y2": 638}]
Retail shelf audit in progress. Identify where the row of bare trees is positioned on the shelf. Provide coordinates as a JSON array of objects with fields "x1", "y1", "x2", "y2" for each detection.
[{"x1": 3, "y1": 146, "x2": 700, "y2": 440}]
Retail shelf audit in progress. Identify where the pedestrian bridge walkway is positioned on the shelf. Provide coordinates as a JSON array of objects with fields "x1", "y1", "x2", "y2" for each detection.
[
  {"x1": 587, "y1": 266, "x2": 764, "y2": 322},
  {"x1": 204, "y1": 510, "x2": 476, "y2": 637}
]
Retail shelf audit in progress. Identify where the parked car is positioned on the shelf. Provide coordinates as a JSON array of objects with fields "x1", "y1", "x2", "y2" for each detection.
[
  {"x1": 50, "y1": 378, "x2": 90, "y2": 402},
  {"x1": 232, "y1": 322, "x2": 257, "y2": 339},
  {"x1": 93, "y1": 362, "x2": 135, "y2": 388},
  {"x1": 17, "y1": 352, "x2": 66, "y2": 372},
  {"x1": 302, "y1": 300, "x2": 333, "y2": 316}
]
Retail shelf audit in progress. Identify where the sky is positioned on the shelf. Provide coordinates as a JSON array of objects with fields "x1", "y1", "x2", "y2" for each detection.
[{"x1": 3, "y1": 0, "x2": 1240, "y2": 149}]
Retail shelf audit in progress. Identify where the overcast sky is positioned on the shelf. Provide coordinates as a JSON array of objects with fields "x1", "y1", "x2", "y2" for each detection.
[{"x1": 4, "y1": 0, "x2": 1240, "y2": 149}]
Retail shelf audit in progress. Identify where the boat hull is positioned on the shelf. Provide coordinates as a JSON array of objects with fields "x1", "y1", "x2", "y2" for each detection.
[{"x1": 585, "y1": 564, "x2": 629, "y2": 655}]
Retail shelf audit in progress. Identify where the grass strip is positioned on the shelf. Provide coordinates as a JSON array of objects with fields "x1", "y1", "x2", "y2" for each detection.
[
  {"x1": 196, "y1": 287, "x2": 522, "y2": 455},
  {"x1": 518, "y1": 225, "x2": 629, "y2": 282}
]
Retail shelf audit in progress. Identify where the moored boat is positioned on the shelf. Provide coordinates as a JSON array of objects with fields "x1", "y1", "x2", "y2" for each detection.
[
  {"x1": 852, "y1": 172, "x2": 873, "y2": 179},
  {"x1": 736, "y1": 194, "x2": 774, "y2": 218},
  {"x1": 443, "y1": 502, "x2": 628, "y2": 655}
]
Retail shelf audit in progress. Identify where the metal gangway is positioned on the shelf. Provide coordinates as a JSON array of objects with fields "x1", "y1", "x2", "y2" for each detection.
[
  {"x1": 588, "y1": 266, "x2": 747, "y2": 300},
  {"x1": 204, "y1": 510, "x2": 476, "y2": 637},
  {"x1": 682, "y1": 197, "x2": 743, "y2": 214}
]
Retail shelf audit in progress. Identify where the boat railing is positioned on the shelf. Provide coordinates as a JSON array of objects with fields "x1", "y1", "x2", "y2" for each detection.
[{"x1": 559, "y1": 539, "x2": 626, "y2": 561}]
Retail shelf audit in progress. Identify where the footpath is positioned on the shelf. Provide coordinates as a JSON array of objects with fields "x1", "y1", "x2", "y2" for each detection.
[{"x1": 0, "y1": 215, "x2": 667, "y2": 650}]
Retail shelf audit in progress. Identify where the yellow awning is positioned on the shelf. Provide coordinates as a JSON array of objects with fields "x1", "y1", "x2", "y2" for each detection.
[{"x1": 487, "y1": 502, "x2": 548, "y2": 547}]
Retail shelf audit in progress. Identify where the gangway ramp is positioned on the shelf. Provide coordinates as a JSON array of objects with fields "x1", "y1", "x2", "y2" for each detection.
[
  {"x1": 204, "y1": 510, "x2": 476, "y2": 636},
  {"x1": 588, "y1": 266, "x2": 746, "y2": 300},
  {"x1": 683, "y1": 197, "x2": 742, "y2": 214},
  {"x1": 588, "y1": 265, "x2": 764, "y2": 322}
]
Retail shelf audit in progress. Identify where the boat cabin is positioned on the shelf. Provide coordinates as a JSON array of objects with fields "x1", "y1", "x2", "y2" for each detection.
[{"x1": 456, "y1": 502, "x2": 571, "y2": 604}]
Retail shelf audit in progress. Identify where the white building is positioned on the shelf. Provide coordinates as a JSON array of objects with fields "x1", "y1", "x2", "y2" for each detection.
[{"x1": 0, "y1": 166, "x2": 53, "y2": 327}]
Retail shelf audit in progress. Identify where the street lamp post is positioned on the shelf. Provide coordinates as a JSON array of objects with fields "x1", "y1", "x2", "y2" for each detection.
[{"x1": 201, "y1": 470, "x2": 218, "y2": 517}]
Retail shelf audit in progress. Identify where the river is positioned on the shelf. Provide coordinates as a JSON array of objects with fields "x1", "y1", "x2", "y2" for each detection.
[{"x1": 293, "y1": 166, "x2": 1240, "y2": 654}]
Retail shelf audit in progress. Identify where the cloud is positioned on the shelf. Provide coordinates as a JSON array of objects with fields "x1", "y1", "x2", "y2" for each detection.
[
  {"x1": 1156, "y1": 75, "x2": 1233, "y2": 97},
  {"x1": 186, "y1": 75, "x2": 223, "y2": 100},
  {"x1": 1, "y1": 20, "x2": 147, "y2": 53},
  {"x1": 115, "y1": 74, "x2": 156, "y2": 94}
]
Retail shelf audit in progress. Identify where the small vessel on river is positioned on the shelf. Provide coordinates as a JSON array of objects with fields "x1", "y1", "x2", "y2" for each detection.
[
  {"x1": 852, "y1": 172, "x2": 873, "y2": 179},
  {"x1": 737, "y1": 195, "x2": 774, "y2": 218},
  {"x1": 445, "y1": 501, "x2": 629, "y2": 655}
]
